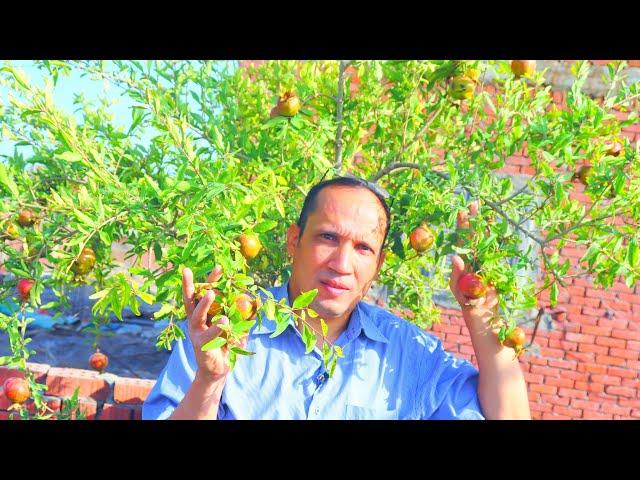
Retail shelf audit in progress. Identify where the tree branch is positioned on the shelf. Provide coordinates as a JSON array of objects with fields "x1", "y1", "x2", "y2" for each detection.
[{"x1": 334, "y1": 60, "x2": 349, "y2": 173}]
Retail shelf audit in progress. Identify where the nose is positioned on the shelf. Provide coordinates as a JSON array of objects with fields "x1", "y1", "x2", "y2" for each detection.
[{"x1": 327, "y1": 242, "x2": 354, "y2": 275}]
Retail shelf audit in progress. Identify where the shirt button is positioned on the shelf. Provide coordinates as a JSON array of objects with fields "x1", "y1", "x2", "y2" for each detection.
[{"x1": 315, "y1": 407, "x2": 320, "y2": 415}]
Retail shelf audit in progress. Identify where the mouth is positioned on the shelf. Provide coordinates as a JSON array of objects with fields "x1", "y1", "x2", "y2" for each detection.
[{"x1": 319, "y1": 279, "x2": 350, "y2": 298}]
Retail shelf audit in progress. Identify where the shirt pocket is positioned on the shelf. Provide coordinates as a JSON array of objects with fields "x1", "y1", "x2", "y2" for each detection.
[{"x1": 345, "y1": 404, "x2": 400, "y2": 420}]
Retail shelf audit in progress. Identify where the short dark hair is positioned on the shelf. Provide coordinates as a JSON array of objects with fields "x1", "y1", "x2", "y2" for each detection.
[{"x1": 296, "y1": 176, "x2": 391, "y2": 252}]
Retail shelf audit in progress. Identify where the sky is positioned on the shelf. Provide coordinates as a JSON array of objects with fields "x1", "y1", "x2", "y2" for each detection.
[{"x1": 0, "y1": 60, "x2": 236, "y2": 160}]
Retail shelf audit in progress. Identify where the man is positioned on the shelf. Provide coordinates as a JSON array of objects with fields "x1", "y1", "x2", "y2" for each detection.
[{"x1": 143, "y1": 176, "x2": 530, "y2": 419}]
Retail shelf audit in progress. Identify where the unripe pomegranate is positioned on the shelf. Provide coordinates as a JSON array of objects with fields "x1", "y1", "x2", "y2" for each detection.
[
  {"x1": 238, "y1": 233, "x2": 261, "y2": 259},
  {"x1": 17, "y1": 209, "x2": 35, "y2": 227},
  {"x1": 511, "y1": 60, "x2": 536, "y2": 78},
  {"x1": 17, "y1": 278, "x2": 34, "y2": 302},
  {"x1": 457, "y1": 272, "x2": 487, "y2": 299},
  {"x1": 409, "y1": 225, "x2": 435, "y2": 253},
  {"x1": 3, "y1": 377, "x2": 30, "y2": 404},
  {"x1": 276, "y1": 91, "x2": 301, "y2": 117},
  {"x1": 89, "y1": 351, "x2": 109, "y2": 372}
]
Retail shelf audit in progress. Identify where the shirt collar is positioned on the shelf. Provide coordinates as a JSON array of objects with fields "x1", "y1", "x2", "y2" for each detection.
[{"x1": 253, "y1": 282, "x2": 389, "y2": 344}]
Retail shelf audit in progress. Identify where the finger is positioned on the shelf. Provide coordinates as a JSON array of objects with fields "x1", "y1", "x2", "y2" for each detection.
[
  {"x1": 191, "y1": 289, "x2": 215, "y2": 331},
  {"x1": 449, "y1": 255, "x2": 466, "y2": 289},
  {"x1": 207, "y1": 264, "x2": 223, "y2": 283},
  {"x1": 199, "y1": 315, "x2": 230, "y2": 347},
  {"x1": 182, "y1": 267, "x2": 196, "y2": 318}
]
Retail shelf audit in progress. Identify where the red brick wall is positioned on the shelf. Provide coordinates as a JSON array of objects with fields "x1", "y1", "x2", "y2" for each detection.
[
  {"x1": 428, "y1": 61, "x2": 640, "y2": 419},
  {"x1": 0, "y1": 363, "x2": 154, "y2": 420}
]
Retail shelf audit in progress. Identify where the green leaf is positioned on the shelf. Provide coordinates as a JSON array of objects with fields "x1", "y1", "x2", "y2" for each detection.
[
  {"x1": 320, "y1": 319, "x2": 328, "y2": 337},
  {"x1": 254, "y1": 220, "x2": 278, "y2": 233},
  {"x1": 0, "y1": 164, "x2": 19, "y2": 197},
  {"x1": 230, "y1": 346, "x2": 256, "y2": 356},
  {"x1": 626, "y1": 239, "x2": 639, "y2": 268},
  {"x1": 550, "y1": 282, "x2": 559, "y2": 308},
  {"x1": 264, "y1": 299, "x2": 276, "y2": 321},
  {"x1": 269, "y1": 312, "x2": 291, "y2": 338},
  {"x1": 292, "y1": 289, "x2": 318, "y2": 309},
  {"x1": 57, "y1": 151, "x2": 83, "y2": 163},
  {"x1": 202, "y1": 336, "x2": 227, "y2": 352},
  {"x1": 154, "y1": 303, "x2": 174, "y2": 319},
  {"x1": 302, "y1": 325, "x2": 316, "y2": 354}
]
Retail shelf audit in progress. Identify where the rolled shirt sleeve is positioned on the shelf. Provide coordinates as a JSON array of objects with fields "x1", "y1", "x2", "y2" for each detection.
[
  {"x1": 415, "y1": 335, "x2": 485, "y2": 420},
  {"x1": 142, "y1": 322, "x2": 197, "y2": 420}
]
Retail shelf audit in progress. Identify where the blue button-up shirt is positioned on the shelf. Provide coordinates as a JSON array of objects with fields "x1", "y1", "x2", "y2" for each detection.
[{"x1": 142, "y1": 282, "x2": 484, "y2": 420}]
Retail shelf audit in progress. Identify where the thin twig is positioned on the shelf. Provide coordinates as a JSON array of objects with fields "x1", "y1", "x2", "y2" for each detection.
[{"x1": 334, "y1": 60, "x2": 349, "y2": 173}]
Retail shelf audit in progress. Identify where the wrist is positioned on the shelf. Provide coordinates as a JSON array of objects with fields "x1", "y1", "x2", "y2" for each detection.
[{"x1": 193, "y1": 370, "x2": 227, "y2": 394}]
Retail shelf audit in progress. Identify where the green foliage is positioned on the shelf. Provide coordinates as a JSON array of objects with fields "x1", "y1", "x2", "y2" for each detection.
[{"x1": 1, "y1": 60, "x2": 639, "y2": 413}]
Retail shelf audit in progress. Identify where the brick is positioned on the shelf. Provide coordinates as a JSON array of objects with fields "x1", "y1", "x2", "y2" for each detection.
[
  {"x1": 560, "y1": 370, "x2": 588, "y2": 382},
  {"x1": 553, "y1": 405, "x2": 582, "y2": 417},
  {"x1": 591, "y1": 375, "x2": 622, "y2": 386},
  {"x1": 99, "y1": 403, "x2": 132, "y2": 420},
  {"x1": 45, "y1": 367, "x2": 110, "y2": 401},
  {"x1": 531, "y1": 411, "x2": 542, "y2": 420},
  {"x1": 530, "y1": 384, "x2": 557, "y2": 395},
  {"x1": 605, "y1": 386, "x2": 636, "y2": 398},
  {"x1": 578, "y1": 343, "x2": 609, "y2": 355},
  {"x1": 558, "y1": 388, "x2": 588, "y2": 399},
  {"x1": 600, "y1": 402, "x2": 632, "y2": 416},
  {"x1": 530, "y1": 402, "x2": 552, "y2": 413},
  {"x1": 595, "y1": 336, "x2": 627, "y2": 349},
  {"x1": 582, "y1": 307, "x2": 607, "y2": 317},
  {"x1": 459, "y1": 345, "x2": 475, "y2": 356},
  {"x1": 619, "y1": 398, "x2": 640, "y2": 408},
  {"x1": 113, "y1": 378, "x2": 156, "y2": 404},
  {"x1": 542, "y1": 412, "x2": 571, "y2": 420},
  {"x1": 549, "y1": 339, "x2": 578, "y2": 351},
  {"x1": 447, "y1": 334, "x2": 472, "y2": 345},
  {"x1": 431, "y1": 324, "x2": 461, "y2": 335},
  {"x1": 564, "y1": 332, "x2": 596, "y2": 344},
  {"x1": 607, "y1": 367, "x2": 637, "y2": 379},
  {"x1": 632, "y1": 409, "x2": 640, "y2": 418},
  {"x1": 574, "y1": 381, "x2": 589, "y2": 390},
  {"x1": 627, "y1": 341, "x2": 640, "y2": 351},
  {"x1": 611, "y1": 329, "x2": 640, "y2": 341},
  {"x1": 530, "y1": 365, "x2": 561, "y2": 377},
  {"x1": 581, "y1": 409, "x2": 613, "y2": 420},
  {"x1": 568, "y1": 286, "x2": 586, "y2": 297},
  {"x1": 132, "y1": 407, "x2": 142, "y2": 420},
  {"x1": 580, "y1": 325, "x2": 613, "y2": 336},
  {"x1": 578, "y1": 362, "x2": 605, "y2": 374},
  {"x1": 548, "y1": 359, "x2": 577, "y2": 370},
  {"x1": 586, "y1": 382, "x2": 606, "y2": 393},
  {"x1": 546, "y1": 377, "x2": 575, "y2": 389},
  {"x1": 585, "y1": 289, "x2": 617, "y2": 300},
  {"x1": 527, "y1": 356, "x2": 548, "y2": 366},
  {"x1": 618, "y1": 293, "x2": 640, "y2": 305},
  {"x1": 0, "y1": 363, "x2": 50, "y2": 384},
  {"x1": 566, "y1": 351, "x2": 595, "y2": 363},
  {"x1": 598, "y1": 318, "x2": 629, "y2": 329},
  {"x1": 524, "y1": 372, "x2": 544, "y2": 384},
  {"x1": 571, "y1": 398, "x2": 599, "y2": 410},
  {"x1": 563, "y1": 317, "x2": 588, "y2": 330},
  {"x1": 621, "y1": 378, "x2": 640, "y2": 389},
  {"x1": 539, "y1": 347, "x2": 565, "y2": 358},
  {"x1": 610, "y1": 348, "x2": 639, "y2": 361},
  {"x1": 595, "y1": 355, "x2": 627, "y2": 367},
  {"x1": 567, "y1": 307, "x2": 602, "y2": 326},
  {"x1": 581, "y1": 297, "x2": 605, "y2": 309},
  {"x1": 528, "y1": 391, "x2": 541, "y2": 402}
]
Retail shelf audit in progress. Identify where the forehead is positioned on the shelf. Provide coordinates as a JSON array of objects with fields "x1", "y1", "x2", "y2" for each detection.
[{"x1": 309, "y1": 186, "x2": 386, "y2": 239}]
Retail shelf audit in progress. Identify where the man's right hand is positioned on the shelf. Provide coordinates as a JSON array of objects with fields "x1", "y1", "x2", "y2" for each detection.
[{"x1": 182, "y1": 266, "x2": 239, "y2": 384}]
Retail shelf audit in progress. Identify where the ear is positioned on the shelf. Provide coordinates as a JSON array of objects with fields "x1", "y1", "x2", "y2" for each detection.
[{"x1": 286, "y1": 224, "x2": 301, "y2": 257}]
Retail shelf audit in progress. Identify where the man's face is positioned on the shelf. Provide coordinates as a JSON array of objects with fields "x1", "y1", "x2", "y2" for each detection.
[{"x1": 287, "y1": 186, "x2": 386, "y2": 324}]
